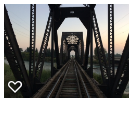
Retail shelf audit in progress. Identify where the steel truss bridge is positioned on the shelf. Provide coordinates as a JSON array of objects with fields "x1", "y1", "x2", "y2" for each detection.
[{"x1": 4, "y1": 4, "x2": 129, "y2": 98}]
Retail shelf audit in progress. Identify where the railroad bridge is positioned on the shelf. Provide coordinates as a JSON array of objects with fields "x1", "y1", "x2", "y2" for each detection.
[
  {"x1": 4, "y1": 4, "x2": 129, "y2": 98},
  {"x1": 60, "y1": 32, "x2": 84, "y2": 64}
]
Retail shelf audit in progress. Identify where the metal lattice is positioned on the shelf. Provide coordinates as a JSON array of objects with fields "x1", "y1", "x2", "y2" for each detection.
[
  {"x1": 29, "y1": 4, "x2": 36, "y2": 86},
  {"x1": 4, "y1": 29, "x2": 26, "y2": 86},
  {"x1": 92, "y1": 10, "x2": 109, "y2": 83},
  {"x1": 108, "y1": 4, "x2": 114, "y2": 78},
  {"x1": 66, "y1": 35, "x2": 79, "y2": 44},
  {"x1": 35, "y1": 11, "x2": 53, "y2": 81}
]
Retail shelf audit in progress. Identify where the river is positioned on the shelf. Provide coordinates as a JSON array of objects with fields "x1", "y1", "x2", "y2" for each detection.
[
  {"x1": 4, "y1": 59, "x2": 129, "y2": 93},
  {"x1": 4, "y1": 59, "x2": 56, "y2": 71}
]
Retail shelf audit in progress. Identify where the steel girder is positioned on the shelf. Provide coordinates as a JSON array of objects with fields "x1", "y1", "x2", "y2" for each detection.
[
  {"x1": 111, "y1": 35, "x2": 129, "y2": 98},
  {"x1": 90, "y1": 14, "x2": 93, "y2": 78},
  {"x1": 48, "y1": 4, "x2": 61, "y2": 11},
  {"x1": 54, "y1": 7, "x2": 91, "y2": 19},
  {"x1": 4, "y1": 5, "x2": 31, "y2": 97},
  {"x1": 35, "y1": 11, "x2": 53, "y2": 81},
  {"x1": 83, "y1": 23, "x2": 93, "y2": 78},
  {"x1": 91, "y1": 10, "x2": 109, "y2": 84},
  {"x1": 51, "y1": 11, "x2": 54, "y2": 77},
  {"x1": 54, "y1": 29, "x2": 60, "y2": 69},
  {"x1": 48, "y1": 4, "x2": 96, "y2": 10},
  {"x1": 60, "y1": 36, "x2": 63, "y2": 65},
  {"x1": 84, "y1": 29, "x2": 90, "y2": 70},
  {"x1": 29, "y1": 4, "x2": 36, "y2": 91},
  {"x1": 108, "y1": 4, "x2": 115, "y2": 79},
  {"x1": 79, "y1": 14, "x2": 93, "y2": 76}
]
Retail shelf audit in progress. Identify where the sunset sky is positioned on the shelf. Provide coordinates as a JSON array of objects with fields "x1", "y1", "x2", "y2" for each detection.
[{"x1": 5, "y1": 4, "x2": 129, "y2": 55}]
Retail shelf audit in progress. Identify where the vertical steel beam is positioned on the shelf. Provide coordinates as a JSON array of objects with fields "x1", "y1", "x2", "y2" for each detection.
[
  {"x1": 60, "y1": 37, "x2": 63, "y2": 65},
  {"x1": 29, "y1": 4, "x2": 36, "y2": 92},
  {"x1": 108, "y1": 4, "x2": 114, "y2": 79},
  {"x1": 81, "y1": 39, "x2": 84, "y2": 65},
  {"x1": 51, "y1": 11, "x2": 54, "y2": 77},
  {"x1": 54, "y1": 28, "x2": 60, "y2": 69},
  {"x1": 84, "y1": 29, "x2": 90, "y2": 70},
  {"x1": 90, "y1": 15, "x2": 93, "y2": 78}
]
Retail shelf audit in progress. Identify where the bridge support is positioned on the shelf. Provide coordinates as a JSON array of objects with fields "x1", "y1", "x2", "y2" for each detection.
[
  {"x1": 4, "y1": 5, "x2": 31, "y2": 97},
  {"x1": 108, "y1": 4, "x2": 115, "y2": 96},
  {"x1": 108, "y1": 4, "x2": 114, "y2": 78},
  {"x1": 91, "y1": 10, "x2": 109, "y2": 84},
  {"x1": 111, "y1": 35, "x2": 129, "y2": 97},
  {"x1": 29, "y1": 4, "x2": 36, "y2": 93},
  {"x1": 51, "y1": 11, "x2": 54, "y2": 77},
  {"x1": 35, "y1": 11, "x2": 52, "y2": 81},
  {"x1": 54, "y1": 29, "x2": 60, "y2": 69},
  {"x1": 81, "y1": 39, "x2": 84, "y2": 65},
  {"x1": 84, "y1": 29, "x2": 90, "y2": 70},
  {"x1": 89, "y1": 13, "x2": 93, "y2": 78},
  {"x1": 60, "y1": 37, "x2": 63, "y2": 65}
]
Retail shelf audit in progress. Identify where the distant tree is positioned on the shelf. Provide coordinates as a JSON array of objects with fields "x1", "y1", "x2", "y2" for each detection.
[
  {"x1": 46, "y1": 48, "x2": 51, "y2": 57},
  {"x1": 35, "y1": 48, "x2": 38, "y2": 53},
  {"x1": 19, "y1": 48, "x2": 23, "y2": 52},
  {"x1": 115, "y1": 53, "x2": 121, "y2": 57},
  {"x1": 26, "y1": 47, "x2": 30, "y2": 52}
]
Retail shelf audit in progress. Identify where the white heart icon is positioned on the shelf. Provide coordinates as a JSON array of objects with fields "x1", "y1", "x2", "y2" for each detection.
[{"x1": 8, "y1": 81, "x2": 22, "y2": 93}]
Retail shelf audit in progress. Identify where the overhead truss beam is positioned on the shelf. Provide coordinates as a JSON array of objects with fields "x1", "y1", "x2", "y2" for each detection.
[{"x1": 48, "y1": 4, "x2": 96, "y2": 10}]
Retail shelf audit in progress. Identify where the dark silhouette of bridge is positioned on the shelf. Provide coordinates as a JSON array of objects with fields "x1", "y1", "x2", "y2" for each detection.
[{"x1": 4, "y1": 4, "x2": 129, "y2": 98}]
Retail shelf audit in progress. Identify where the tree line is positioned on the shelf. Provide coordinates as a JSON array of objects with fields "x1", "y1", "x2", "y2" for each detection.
[
  {"x1": 20, "y1": 47, "x2": 56, "y2": 62},
  {"x1": 93, "y1": 47, "x2": 121, "y2": 64},
  {"x1": 19, "y1": 47, "x2": 121, "y2": 63}
]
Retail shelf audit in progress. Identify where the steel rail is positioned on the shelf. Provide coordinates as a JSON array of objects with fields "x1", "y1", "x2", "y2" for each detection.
[
  {"x1": 47, "y1": 60, "x2": 71, "y2": 98},
  {"x1": 33, "y1": 60, "x2": 71, "y2": 98},
  {"x1": 75, "y1": 61, "x2": 91, "y2": 98},
  {"x1": 75, "y1": 60, "x2": 106, "y2": 98},
  {"x1": 55, "y1": 60, "x2": 72, "y2": 98},
  {"x1": 73, "y1": 60, "x2": 82, "y2": 98}
]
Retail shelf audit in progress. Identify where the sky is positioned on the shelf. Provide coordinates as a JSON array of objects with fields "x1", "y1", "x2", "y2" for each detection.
[{"x1": 5, "y1": 4, "x2": 129, "y2": 55}]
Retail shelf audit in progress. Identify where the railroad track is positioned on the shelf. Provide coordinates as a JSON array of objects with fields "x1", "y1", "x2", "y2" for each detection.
[{"x1": 33, "y1": 59, "x2": 106, "y2": 98}]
